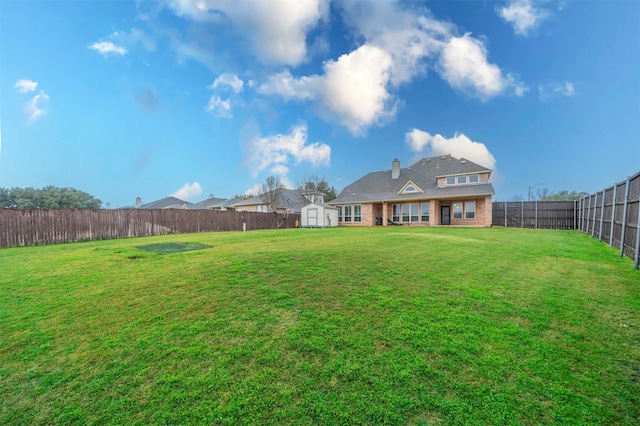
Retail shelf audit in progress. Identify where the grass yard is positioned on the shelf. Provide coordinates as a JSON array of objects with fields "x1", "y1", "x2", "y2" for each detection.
[{"x1": 1, "y1": 227, "x2": 638, "y2": 425}]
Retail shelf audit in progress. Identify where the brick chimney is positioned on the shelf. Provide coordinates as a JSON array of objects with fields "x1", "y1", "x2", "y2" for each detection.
[{"x1": 392, "y1": 159, "x2": 400, "y2": 179}]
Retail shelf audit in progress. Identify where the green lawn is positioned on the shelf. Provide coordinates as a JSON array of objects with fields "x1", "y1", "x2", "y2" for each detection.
[{"x1": 1, "y1": 227, "x2": 638, "y2": 425}]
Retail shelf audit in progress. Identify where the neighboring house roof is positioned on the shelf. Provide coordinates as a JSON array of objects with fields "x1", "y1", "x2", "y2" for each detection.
[
  {"x1": 208, "y1": 198, "x2": 242, "y2": 209},
  {"x1": 231, "y1": 188, "x2": 306, "y2": 212},
  {"x1": 330, "y1": 155, "x2": 495, "y2": 204},
  {"x1": 192, "y1": 197, "x2": 226, "y2": 209},
  {"x1": 139, "y1": 196, "x2": 193, "y2": 209}
]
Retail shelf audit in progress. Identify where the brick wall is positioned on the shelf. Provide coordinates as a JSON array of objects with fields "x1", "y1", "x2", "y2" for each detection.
[{"x1": 338, "y1": 196, "x2": 492, "y2": 226}]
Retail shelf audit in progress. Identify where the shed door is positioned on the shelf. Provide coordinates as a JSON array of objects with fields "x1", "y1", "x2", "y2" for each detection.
[{"x1": 307, "y1": 208, "x2": 318, "y2": 226}]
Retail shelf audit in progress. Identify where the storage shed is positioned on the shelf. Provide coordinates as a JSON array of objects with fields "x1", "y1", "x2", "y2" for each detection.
[{"x1": 301, "y1": 203, "x2": 339, "y2": 228}]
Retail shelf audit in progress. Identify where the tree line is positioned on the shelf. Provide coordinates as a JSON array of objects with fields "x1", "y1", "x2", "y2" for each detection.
[
  {"x1": 0, "y1": 186, "x2": 102, "y2": 209},
  {"x1": 511, "y1": 188, "x2": 589, "y2": 202}
]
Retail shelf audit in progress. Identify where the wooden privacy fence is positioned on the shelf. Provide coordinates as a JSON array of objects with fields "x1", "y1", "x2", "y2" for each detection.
[
  {"x1": 492, "y1": 201, "x2": 577, "y2": 230},
  {"x1": 0, "y1": 209, "x2": 300, "y2": 248},
  {"x1": 493, "y1": 172, "x2": 640, "y2": 269},
  {"x1": 577, "y1": 172, "x2": 640, "y2": 269}
]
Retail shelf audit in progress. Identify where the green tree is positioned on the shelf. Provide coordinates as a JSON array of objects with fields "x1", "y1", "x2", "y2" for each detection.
[
  {"x1": 533, "y1": 188, "x2": 589, "y2": 201},
  {"x1": 231, "y1": 193, "x2": 255, "y2": 200},
  {"x1": 0, "y1": 186, "x2": 102, "y2": 209}
]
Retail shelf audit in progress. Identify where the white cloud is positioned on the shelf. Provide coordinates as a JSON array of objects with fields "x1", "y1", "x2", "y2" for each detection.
[
  {"x1": 498, "y1": 0, "x2": 551, "y2": 36},
  {"x1": 259, "y1": 44, "x2": 396, "y2": 136},
  {"x1": 206, "y1": 73, "x2": 245, "y2": 118},
  {"x1": 257, "y1": 1, "x2": 526, "y2": 134},
  {"x1": 89, "y1": 41, "x2": 128, "y2": 56},
  {"x1": 172, "y1": 182, "x2": 202, "y2": 201},
  {"x1": 25, "y1": 91, "x2": 49, "y2": 122},
  {"x1": 14, "y1": 79, "x2": 38, "y2": 93},
  {"x1": 205, "y1": 96, "x2": 232, "y2": 118},
  {"x1": 258, "y1": 70, "x2": 317, "y2": 101},
  {"x1": 338, "y1": 2, "x2": 450, "y2": 86},
  {"x1": 91, "y1": 29, "x2": 154, "y2": 58},
  {"x1": 209, "y1": 73, "x2": 244, "y2": 93},
  {"x1": 539, "y1": 81, "x2": 575, "y2": 100},
  {"x1": 438, "y1": 34, "x2": 527, "y2": 101},
  {"x1": 168, "y1": 0, "x2": 329, "y2": 66},
  {"x1": 113, "y1": 28, "x2": 156, "y2": 51},
  {"x1": 245, "y1": 124, "x2": 331, "y2": 178},
  {"x1": 405, "y1": 129, "x2": 496, "y2": 171}
]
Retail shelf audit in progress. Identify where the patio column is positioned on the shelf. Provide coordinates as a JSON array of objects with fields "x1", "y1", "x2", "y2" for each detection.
[{"x1": 382, "y1": 202, "x2": 388, "y2": 226}]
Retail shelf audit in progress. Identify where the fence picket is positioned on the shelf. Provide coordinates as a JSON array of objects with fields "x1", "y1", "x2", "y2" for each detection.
[{"x1": 0, "y1": 209, "x2": 300, "y2": 249}]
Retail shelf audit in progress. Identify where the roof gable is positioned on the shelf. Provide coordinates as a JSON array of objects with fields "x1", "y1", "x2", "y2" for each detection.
[{"x1": 398, "y1": 180, "x2": 423, "y2": 195}]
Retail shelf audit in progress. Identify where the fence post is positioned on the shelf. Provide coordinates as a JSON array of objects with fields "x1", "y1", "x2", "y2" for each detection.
[
  {"x1": 580, "y1": 196, "x2": 585, "y2": 232},
  {"x1": 635, "y1": 201, "x2": 640, "y2": 270},
  {"x1": 591, "y1": 194, "x2": 598, "y2": 237},
  {"x1": 573, "y1": 200, "x2": 577, "y2": 230},
  {"x1": 610, "y1": 185, "x2": 617, "y2": 247},
  {"x1": 598, "y1": 191, "x2": 605, "y2": 241},
  {"x1": 619, "y1": 177, "x2": 631, "y2": 257},
  {"x1": 586, "y1": 195, "x2": 591, "y2": 234},
  {"x1": 521, "y1": 201, "x2": 524, "y2": 228},
  {"x1": 504, "y1": 202, "x2": 507, "y2": 227},
  {"x1": 535, "y1": 201, "x2": 538, "y2": 229}
]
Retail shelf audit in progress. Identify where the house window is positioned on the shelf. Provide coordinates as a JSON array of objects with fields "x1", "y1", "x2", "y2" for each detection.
[
  {"x1": 465, "y1": 201, "x2": 476, "y2": 219},
  {"x1": 354, "y1": 205, "x2": 362, "y2": 222},
  {"x1": 468, "y1": 174, "x2": 479, "y2": 183},
  {"x1": 410, "y1": 203, "x2": 419, "y2": 222},
  {"x1": 405, "y1": 185, "x2": 416, "y2": 192},
  {"x1": 402, "y1": 204, "x2": 410, "y2": 222},
  {"x1": 421, "y1": 202, "x2": 430, "y2": 222},
  {"x1": 344, "y1": 205, "x2": 352, "y2": 222},
  {"x1": 446, "y1": 177, "x2": 456, "y2": 185},
  {"x1": 337, "y1": 205, "x2": 343, "y2": 222},
  {"x1": 457, "y1": 175, "x2": 467, "y2": 184},
  {"x1": 453, "y1": 202, "x2": 463, "y2": 219},
  {"x1": 392, "y1": 204, "x2": 400, "y2": 222}
]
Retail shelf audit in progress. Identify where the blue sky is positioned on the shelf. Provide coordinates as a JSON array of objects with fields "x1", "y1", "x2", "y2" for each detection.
[{"x1": 1, "y1": 0, "x2": 638, "y2": 207}]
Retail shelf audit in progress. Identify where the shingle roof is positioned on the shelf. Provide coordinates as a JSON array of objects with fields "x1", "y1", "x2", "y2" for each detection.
[
  {"x1": 192, "y1": 197, "x2": 226, "y2": 209},
  {"x1": 231, "y1": 188, "x2": 306, "y2": 212},
  {"x1": 209, "y1": 198, "x2": 242, "y2": 208},
  {"x1": 330, "y1": 155, "x2": 495, "y2": 204},
  {"x1": 139, "y1": 196, "x2": 193, "y2": 209}
]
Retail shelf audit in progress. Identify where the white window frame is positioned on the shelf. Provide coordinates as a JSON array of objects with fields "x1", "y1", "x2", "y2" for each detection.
[
  {"x1": 392, "y1": 204, "x2": 400, "y2": 222},
  {"x1": 344, "y1": 205, "x2": 352, "y2": 222},
  {"x1": 421, "y1": 202, "x2": 430, "y2": 222},
  {"x1": 465, "y1": 201, "x2": 476, "y2": 219},
  {"x1": 468, "y1": 174, "x2": 479, "y2": 183},
  {"x1": 446, "y1": 176, "x2": 456, "y2": 185},
  {"x1": 457, "y1": 175, "x2": 467, "y2": 184},
  {"x1": 337, "y1": 205, "x2": 343, "y2": 222},
  {"x1": 401, "y1": 204, "x2": 410, "y2": 222},
  {"x1": 410, "y1": 203, "x2": 419, "y2": 222},
  {"x1": 453, "y1": 202, "x2": 463, "y2": 219},
  {"x1": 354, "y1": 204, "x2": 362, "y2": 222}
]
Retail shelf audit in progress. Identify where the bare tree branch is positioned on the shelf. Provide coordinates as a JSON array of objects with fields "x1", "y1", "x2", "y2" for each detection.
[{"x1": 258, "y1": 176, "x2": 284, "y2": 213}]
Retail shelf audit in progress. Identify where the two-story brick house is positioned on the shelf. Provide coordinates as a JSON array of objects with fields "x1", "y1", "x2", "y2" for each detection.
[{"x1": 329, "y1": 155, "x2": 494, "y2": 226}]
